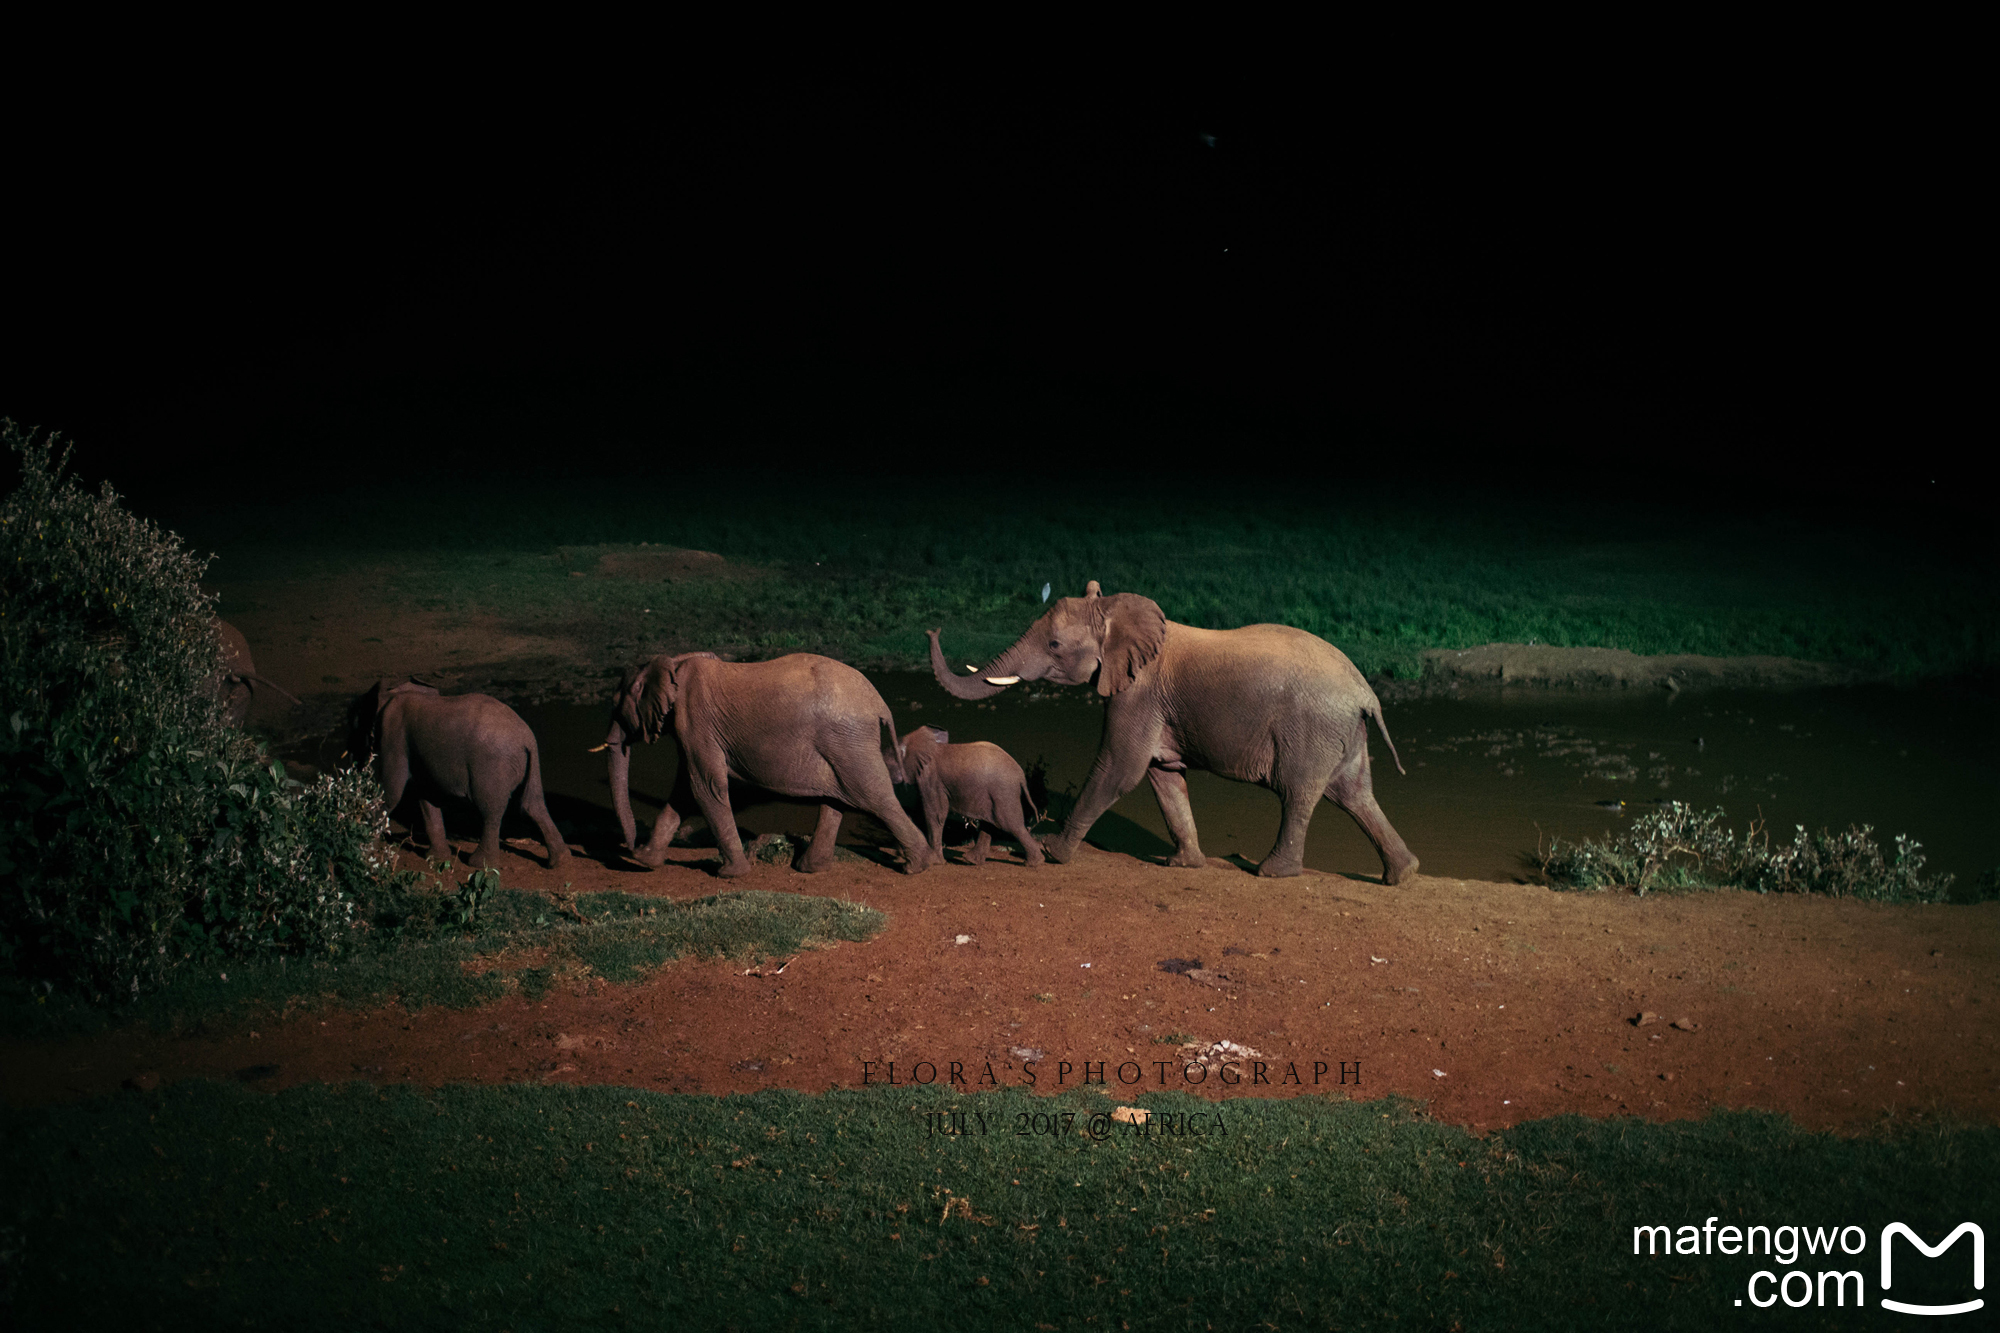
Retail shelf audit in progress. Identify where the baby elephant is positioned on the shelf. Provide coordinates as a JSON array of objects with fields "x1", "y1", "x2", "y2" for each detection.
[
  {"x1": 887, "y1": 726, "x2": 1043, "y2": 867},
  {"x1": 346, "y1": 680, "x2": 569, "y2": 870}
]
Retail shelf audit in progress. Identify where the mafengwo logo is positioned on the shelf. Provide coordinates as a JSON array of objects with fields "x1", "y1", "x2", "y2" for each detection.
[
  {"x1": 1881, "y1": 1223, "x2": 1984, "y2": 1317},
  {"x1": 1634, "y1": 1219, "x2": 1984, "y2": 1313}
]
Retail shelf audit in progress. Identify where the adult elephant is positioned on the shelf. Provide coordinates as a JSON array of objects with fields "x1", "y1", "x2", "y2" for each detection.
[
  {"x1": 929, "y1": 581, "x2": 1419, "y2": 883},
  {"x1": 215, "y1": 619, "x2": 299, "y2": 727},
  {"x1": 600, "y1": 652, "x2": 930, "y2": 877}
]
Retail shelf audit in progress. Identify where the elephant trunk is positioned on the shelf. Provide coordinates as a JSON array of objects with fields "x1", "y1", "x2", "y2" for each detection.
[
  {"x1": 928, "y1": 625, "x2": 1037, "y2": 701},
  {"x1": 604, "y1": 719, "x2": 639, "y2": 850}
]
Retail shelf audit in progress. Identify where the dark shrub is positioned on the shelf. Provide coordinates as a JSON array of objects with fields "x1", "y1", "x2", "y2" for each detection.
[{"x1": 0, "y1": 422, "x2": 390, "y2": 1002}]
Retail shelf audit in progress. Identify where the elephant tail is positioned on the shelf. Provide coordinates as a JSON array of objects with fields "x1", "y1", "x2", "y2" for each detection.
[
  {"x1": 241, "y1": 672, "x2": 302, "y2": 707},
  {"x1": 878, "y1": 708, "x2": 909, "y2": 784},
  {"x1": 1018, "y1": 777, "x2": 1041, "y2": 827},
  {"x1": 1365, "y1": 699, "x2": 1408, "y2": 776}
]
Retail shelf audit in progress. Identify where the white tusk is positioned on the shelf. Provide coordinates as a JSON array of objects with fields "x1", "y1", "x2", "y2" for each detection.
[
  {"x1": 985, "y1": 675, "x2": 1021, "y2": 686},
  {"x1": 586, "y1": 742, "x2": 610, "y2": 753},
  {"x1": 965, "y1": 664, "x2": 977, "y2": 671}
]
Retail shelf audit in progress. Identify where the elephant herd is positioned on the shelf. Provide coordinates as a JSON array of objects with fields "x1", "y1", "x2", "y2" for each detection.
[{"x1": 239, "y1": 582, "x2": 1422, "y2": 884}]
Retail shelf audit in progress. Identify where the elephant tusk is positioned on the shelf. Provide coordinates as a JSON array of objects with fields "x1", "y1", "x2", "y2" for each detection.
[
  {"x1": 586, "y1": 742, "x2": 611, "y2": 753},
  {"x1": 985, "y1": 675, "x2": 1021, "y2": 686},
  {"x1": 965, "y1": 664, "x2": 978, "y2": 672}
]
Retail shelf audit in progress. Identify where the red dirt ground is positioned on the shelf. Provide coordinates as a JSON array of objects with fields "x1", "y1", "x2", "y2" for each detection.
[
  {"x1": 7, "y1": 835, "x2": 1996, "y2": 1135},
  {"x1": 7, "y1": 583, "x2": 1991, "y2": 1131}
]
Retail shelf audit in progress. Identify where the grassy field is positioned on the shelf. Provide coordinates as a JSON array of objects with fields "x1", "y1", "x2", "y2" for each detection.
[
  {"x1": 159, "y1": 471, "x2": 1995, "y2": 683},
  {"x1": 2, "y1": 886, "x2": 883, "y2": 1041},
  {"x1": 3, "y1": 1080, "x2": 1990, "y2": 1329}
]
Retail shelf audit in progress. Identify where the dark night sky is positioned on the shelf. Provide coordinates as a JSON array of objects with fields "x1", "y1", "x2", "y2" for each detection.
[{"x1": 4, "y1": 71, "x2": 1975, "y2": 507}]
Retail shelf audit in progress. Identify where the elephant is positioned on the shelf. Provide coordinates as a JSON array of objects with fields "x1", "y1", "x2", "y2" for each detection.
[
  {"x1": 929, "y1": 581, "x2": 1419, "y2": 883},
  {"x1": 600, "y1": 652, "x2": 931, "y2": 877},
  {"x1": 214, "y1": 619, "x2": 299, "y2": 727},
  {"x1": 885, "y1": 726, "x2": 1044, "y2": 867},
  {"x1": 345, "y1": 680, "x2": 570, "y2": 870}
]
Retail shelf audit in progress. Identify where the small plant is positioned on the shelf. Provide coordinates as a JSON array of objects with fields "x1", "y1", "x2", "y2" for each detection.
[
  {"x1": 450, "y1": 868, "x2": 502, "y2": 929},
  {"x1": 1536, "y1": 802, "x2": 1954, "y2": 902}
]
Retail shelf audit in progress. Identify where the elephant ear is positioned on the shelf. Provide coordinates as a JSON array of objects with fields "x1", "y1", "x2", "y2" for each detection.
[
  {"x1": 1092, "y1": 593, "x2": 1167, "y2": 697},
  {"x1": 925, "y1": 726, "x2": 949, "y2": 746},
  {"x1": 632, "y1": 652, "x2": 718, "y2": 742}
]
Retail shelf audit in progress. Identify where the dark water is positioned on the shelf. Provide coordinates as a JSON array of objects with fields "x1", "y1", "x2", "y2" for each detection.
[{"x1": 503, "y1": 674, "x2": 1995, "y2": 894}]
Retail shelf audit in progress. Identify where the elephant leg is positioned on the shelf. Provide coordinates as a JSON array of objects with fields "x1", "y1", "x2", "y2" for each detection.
[
  {"x1": 687, "y1": 763, "x2": 751, "y2": 877},
  {"x1": 418, "y1": 799, "x2": 453, "y2": 864},
  {"x1": 377, "y1": 752, "x2": 413, "y2": 851},
  {"x1": 519, "y1": 783, "x2": 570, "y2": 869},
  {"x1": 1257, "y1": 786, "x2": 1319, "y2": 878},
  {"x1": 798, "y1": 804, "x2": 844, "y2": 873},
  {"x1": 1146, "y1": 766, "x2": 1208, "y2": 869},
  {"x1": 839, "y1": 762, "x2": 929, "y2": 874},
  {"x1": 1325, "y1": 750, "x2": 1420, "y2": 886},
  {"x1": 1043, "y1": 738, "x2": 1154, "y2": 864},
  {"x1": 631, "y1": 771, "x2": 687, "y2": 869},
  {"x1": 470, "y1": 805, "x2": 505, "y2": 871},
  {"x1": 999, "y1": 801, "x2": 1045, "y2": 867},
  {"x1": 923, "y1": 795, "x2": 949, "y2": 865},
  {"x1": 969, "y1": 827, "x2": 992, "y2": 866}
]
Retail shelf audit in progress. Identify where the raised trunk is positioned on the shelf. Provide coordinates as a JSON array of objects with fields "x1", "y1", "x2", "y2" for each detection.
[
  {"x1": 604, "y1": 719, "x2": 639, "y2": 849},
  {"x1": 927, "y1": 625, "x2": 1037, "y2": 701}
]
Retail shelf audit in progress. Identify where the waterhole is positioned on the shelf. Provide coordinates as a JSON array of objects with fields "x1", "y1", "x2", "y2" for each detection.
[{"x1": 506, "y1": 675, "x2": 1992, "y2": 891}]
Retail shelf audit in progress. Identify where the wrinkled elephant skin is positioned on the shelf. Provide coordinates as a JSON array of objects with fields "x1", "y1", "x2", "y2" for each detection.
[
  {"x1": 347, "y1": 680, "x2": 570, "y2": 870},
  {"x1": 929, "y1": 582, "x2": 1418, "y2": 883},
  {"x1": 605, "y1": 653, "x2": 930, "y2": 878},
  {"x1": 887, "y1": 726, "x2": 1043, "y2": 867}
]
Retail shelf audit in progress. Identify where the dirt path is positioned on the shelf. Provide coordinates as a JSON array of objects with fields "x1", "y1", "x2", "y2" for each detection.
[
  {"x1": 7, "y1": 839, "x2": 1994, "y2": 1135},
  {"x1": 14, "y1": 568, "x2": 1983, "y2": 1132}
]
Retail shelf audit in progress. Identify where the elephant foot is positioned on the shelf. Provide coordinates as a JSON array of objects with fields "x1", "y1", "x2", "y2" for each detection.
[
  {"x1": 1167, "y1": 849, "x2": 1208, "y2": 870},
  {"x1": 1257, "y1": 856, "x2": 1304, "y2": 878},
  {"x1": 1382, "y1": 854, "x2": 1420, "y2": 886},
  {"x1": 901, "y1": 850, "x2": 928, "y2": 875},
  {"x1": 716, "y1": 857, "x2": 753, "y2": 878},
  {"x1": 1041, "y1": 835, "x2": 1076, "y2": 864},
  {"x1": 630, "y1": 845, "x2": 667, "y2": 869}
]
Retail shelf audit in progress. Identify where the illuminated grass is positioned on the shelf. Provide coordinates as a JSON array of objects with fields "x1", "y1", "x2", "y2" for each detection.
[
  {"x1": 2, "y1": 1081, "x2": 1992, "y2": 1329},
  {"x1": 2, "y1": 889, "x2": 884, "y2": 1038},
  {"x1": 170, "y1": 475, "x2": 1994, "y2": 682}
]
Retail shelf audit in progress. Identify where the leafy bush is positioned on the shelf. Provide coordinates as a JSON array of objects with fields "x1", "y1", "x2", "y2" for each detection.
[
  {"x1": 1536, "y1": 800, "x2": 1954, "y2": 902},
  {"x1": 0, "y1": 422, "x2": 391, "y2": 1002}
]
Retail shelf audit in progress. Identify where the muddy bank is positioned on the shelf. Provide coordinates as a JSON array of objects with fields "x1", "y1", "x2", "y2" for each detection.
[{"x1": 1382, "y1": 642, "x2": 1864, "y2": 700}]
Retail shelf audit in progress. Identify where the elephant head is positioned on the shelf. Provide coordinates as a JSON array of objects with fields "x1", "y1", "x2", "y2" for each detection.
[
  {"x1": 884, "y1": 725, "x2": 947, "y2": 782},
  {"x1": 343, "y1": 678, "x2": 440, "y2": 765},
  {"x1": 599, "y1": 652, "x2": 718, "y2": 850},
  {"x1": 930, "y1": 580, "x2": 1167, "y2": 701}
]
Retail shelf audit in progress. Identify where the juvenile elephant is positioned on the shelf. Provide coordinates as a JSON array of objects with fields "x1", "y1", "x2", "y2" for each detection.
[
  {"x1": 929, "y1": 581, "x2": 1418, "y2": 883},
  {"x1": 886, "y1": 726, "x2": 1043, "y2": 867},
  {"x1": 601, "y1": 652, "x2": 930, "y2": 877},
  {"x1": 345, "y1": 680, "x2": 570, "y2": 870},
  {"x1": 214, "y1": 619, "x2": 299, "y2": 727}
]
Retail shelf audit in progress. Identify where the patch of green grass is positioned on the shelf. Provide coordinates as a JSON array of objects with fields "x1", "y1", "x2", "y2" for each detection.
[
  {"x1": 3, "y1": 1081, "x2": 1991, "y2": 1328},
  {"x1": 0, "y1": 887, "x2": 885, "y2": 1038},
  {"x1": 1536, "y1": 802, "x2": 1956, "y2": 901},
  {"x1": 164, "y1": 474, "x2": 1997, "y2": 681}
]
